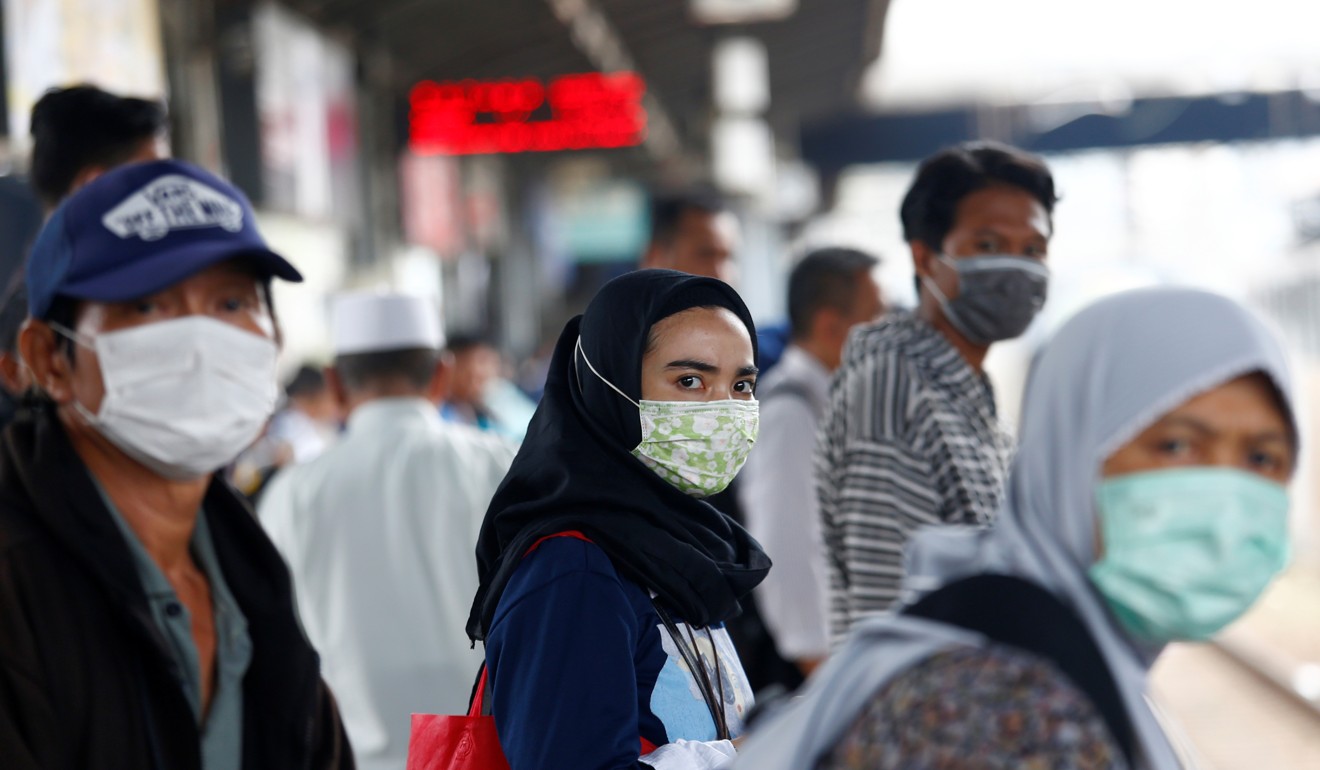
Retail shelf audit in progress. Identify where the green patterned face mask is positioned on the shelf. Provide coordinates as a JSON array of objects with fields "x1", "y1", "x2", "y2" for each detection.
[
  {"x1": 577, "y1": 337, "x2": 759, "y2": 497},
  {"x1": 632, "y1": 399, "x2": 759, "y2": 497}
]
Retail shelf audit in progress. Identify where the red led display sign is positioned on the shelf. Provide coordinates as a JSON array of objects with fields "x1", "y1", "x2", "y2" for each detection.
[{"x1": 409, "y1": 72, "x2": 648, "y2": 156}]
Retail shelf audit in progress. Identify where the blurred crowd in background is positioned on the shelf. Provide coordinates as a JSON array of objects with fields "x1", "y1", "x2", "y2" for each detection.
[{"x1": 4, "y1": 1, "x2": 1320, "y2": 769}]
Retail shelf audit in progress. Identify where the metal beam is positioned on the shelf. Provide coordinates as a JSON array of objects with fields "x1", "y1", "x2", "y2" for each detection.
[
  {"x1": 802, "y1": 90, "x2": 1320, "y2": 173},
  {"x1": 544, "y1": 0, "x2": 686, "y2": 163}
]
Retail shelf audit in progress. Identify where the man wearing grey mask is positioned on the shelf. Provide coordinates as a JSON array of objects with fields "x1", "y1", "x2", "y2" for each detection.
[{"x1": 817, "y1": 141, "x2": 1057, "y2": 644}]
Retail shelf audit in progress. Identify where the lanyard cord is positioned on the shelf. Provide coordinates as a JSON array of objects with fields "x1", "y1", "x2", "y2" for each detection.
[
  {"x1": 685, "y1": 624, "x2": 728, "y2": 739},
  {"x1": 681, "y1": 621, "x2": 730, "y2": 740},
  {"x1": 707, "y1": 627, "x2": 726, "y2": 729},
  {"x1": 654, "y1": 601, "x2": 730, "y2": 740}
]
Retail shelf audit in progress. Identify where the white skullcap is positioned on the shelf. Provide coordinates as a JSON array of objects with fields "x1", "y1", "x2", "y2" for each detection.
[{"x1": 331, "y1": 292, "x2": 445, "y2": 356}]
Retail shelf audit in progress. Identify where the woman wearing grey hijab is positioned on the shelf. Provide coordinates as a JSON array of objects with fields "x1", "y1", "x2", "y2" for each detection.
[{"x1": 733, "y1": 287, "x2": 1298, "y2": 770}]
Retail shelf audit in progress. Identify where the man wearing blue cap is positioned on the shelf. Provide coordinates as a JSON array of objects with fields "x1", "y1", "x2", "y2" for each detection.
[{"x1": 0, "y1": 159, "x2": 353, "y2": 769}]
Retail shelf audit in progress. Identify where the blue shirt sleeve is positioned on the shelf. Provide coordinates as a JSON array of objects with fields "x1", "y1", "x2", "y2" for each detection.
[{"x1": 486, "y1": 538, "x2": 652, "y2": 770}]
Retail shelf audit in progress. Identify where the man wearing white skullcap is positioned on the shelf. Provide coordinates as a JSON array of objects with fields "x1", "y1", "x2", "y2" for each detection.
[{"x1": 258, "y1": 292, "x2": 517, "y2": 770}]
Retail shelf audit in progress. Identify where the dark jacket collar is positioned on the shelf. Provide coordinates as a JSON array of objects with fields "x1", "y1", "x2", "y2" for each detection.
[
  {"x1": 0, "y1": 404, "x2": 330, "y2": 764},
  {"x1": 0, "y1": 404, "x2": 152, "y2": 612},
  {"x1": 0, "y1": 404, "x2": 295, "y2": 619}
]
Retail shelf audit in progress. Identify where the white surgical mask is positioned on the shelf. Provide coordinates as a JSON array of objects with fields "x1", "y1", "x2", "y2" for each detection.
[
  {"x1": 576, "y1": 337, "x2": 758, "y2": 497},
  {"x1": 53, "y1": 316, "x2": 279, "y2": 480}
]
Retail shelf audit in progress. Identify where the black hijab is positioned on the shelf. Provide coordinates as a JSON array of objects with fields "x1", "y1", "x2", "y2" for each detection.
[{"x1": 467, "y1": 269, "x2": 771, "y2": 641}]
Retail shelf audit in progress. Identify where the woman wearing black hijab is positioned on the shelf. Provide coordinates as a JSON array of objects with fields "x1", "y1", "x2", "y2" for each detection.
[{"x1": 467, "y1": 270, "x2": 770, "y2": 769}]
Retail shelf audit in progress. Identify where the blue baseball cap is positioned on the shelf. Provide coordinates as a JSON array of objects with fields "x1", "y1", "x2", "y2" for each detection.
[{"x1": 26, "y1": 159, "x2": 302, "y2": 319}]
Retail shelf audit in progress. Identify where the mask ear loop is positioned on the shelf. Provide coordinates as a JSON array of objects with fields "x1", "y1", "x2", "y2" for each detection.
[
  {"x1": 921, "y1": 258, "x2": 956, "y2": 314},
  {"x1": 924, "y1": 253, "x2": 961, "y2": 302},
  {"x1": 46, "y1": 321, "x2": 95, "y2": 350},
  {"x1": 921, "y1": 256, "x2": 980, "y2": 344},
  {"x1": 575, "y1": 336, "x2": 640, "y2": 408},
  {"x1": 40, "y1": 322, "x2": 102, "y2": 421}
]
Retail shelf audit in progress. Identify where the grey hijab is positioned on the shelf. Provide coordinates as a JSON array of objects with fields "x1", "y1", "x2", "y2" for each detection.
[{"x1": 733, "y1": 287, "x2": 1297, "y2": 770}]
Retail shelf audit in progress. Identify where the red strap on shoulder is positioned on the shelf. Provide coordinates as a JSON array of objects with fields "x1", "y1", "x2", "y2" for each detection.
[
  {"x1": 518, "y1": 530, "x2": 659, "y2": 755},
  {"x1": 469, "y1": 665, "x2": 489, "y2": 718},
  {"x1": 522, "y1": 530, "x2": 593, "y2": 557}
]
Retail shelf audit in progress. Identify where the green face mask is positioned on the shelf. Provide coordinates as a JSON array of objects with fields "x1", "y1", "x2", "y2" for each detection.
[
  {"x1": 631, "y1": 399, "x2": 759, "y2": 497},
  {"x1": 577, "y1": 337, "x2": 759, "y2": 497},
  {"x1": 1088, "y1": 467, "x2": 1290, "y2": 644}
]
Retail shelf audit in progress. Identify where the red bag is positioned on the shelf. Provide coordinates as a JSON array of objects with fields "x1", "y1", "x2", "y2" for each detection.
[
  {"x1": 406, "y1": 666, "x2": 510, "y2": 770},
  {"x1": 408, "y1": 533, "x2": 589, "y2": 770}
]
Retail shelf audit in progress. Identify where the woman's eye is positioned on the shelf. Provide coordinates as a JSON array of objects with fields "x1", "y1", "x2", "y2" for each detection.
[
  {"x1": 976, "y1": 239, "x2": 998, "y2": 252},
  {"x1": 133, "y1": 301, "x2": 158, "y2": 315},
  {"x1": 1248, "y1": 449, "x2": 1284, "y2": 473},
  {"x1": 677, "y1": 375, "x2": 702, "y2": 390},
  {"x1": 221, "y1": 296, "x2": 251, "y2": 312},
  {"x1": 1155, "y1": 438, "x2": 1192, "y2": 457}
]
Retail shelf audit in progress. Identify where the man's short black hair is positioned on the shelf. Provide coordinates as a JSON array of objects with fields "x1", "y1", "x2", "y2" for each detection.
[
  {"x1": 334, "y1": 348, "x2": 440, "y2": 392},
  {"x1": 29, "y1": 84, "x2": 167, "y2": 209},
  {"x1": 787, "y1": 247, "x2": 881, "y2": 339},
  {"x1": 649, "y1": 187, "x2": 727, "y2": 247},
  {"x1": 284, "y1": 365, "x2": 326, "y2": 400},
  {"x1": 900, "y1": 141, "x2": 1057, "y2": 251},
  {"x1": 444, "y1": 332, "x2": 494, "y2": 355}
]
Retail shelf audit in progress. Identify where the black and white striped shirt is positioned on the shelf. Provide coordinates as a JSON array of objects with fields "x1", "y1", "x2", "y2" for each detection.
[{"x1": 816, "y1": 310, "x2": 1013, "y2": 645}]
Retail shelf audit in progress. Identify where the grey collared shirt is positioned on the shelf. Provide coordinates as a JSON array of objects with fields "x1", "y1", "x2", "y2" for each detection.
[{"x1": 105, "y1": 497, "x2": 252, "y2": 770}]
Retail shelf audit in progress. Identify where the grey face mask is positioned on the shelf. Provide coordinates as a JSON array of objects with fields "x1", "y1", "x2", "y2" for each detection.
[{"x1": 924, "y1": 254, "x2": 1050, "y2": 346}]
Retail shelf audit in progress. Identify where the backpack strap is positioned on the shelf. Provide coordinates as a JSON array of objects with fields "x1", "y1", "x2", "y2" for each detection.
[
  {"x1": 902, "y1": 573, "x2": 1136, "y2": 766},
  {"x1": 524, "y1": 529, "x2": 592, "y2": 555}
]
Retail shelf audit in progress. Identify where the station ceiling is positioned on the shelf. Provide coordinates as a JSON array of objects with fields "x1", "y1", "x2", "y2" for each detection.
[{"x1": 281, "y1": 0, "x2": 888, "y2": 155}]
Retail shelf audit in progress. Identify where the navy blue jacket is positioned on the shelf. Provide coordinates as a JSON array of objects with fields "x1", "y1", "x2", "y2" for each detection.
[{"x1": 486, "y1": 537, "x2": 753, "y2": 769}]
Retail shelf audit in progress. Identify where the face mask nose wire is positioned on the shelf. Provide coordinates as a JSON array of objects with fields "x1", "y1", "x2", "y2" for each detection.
[{"x1": 575, "y1": 336, "x2": 640, "y2": 408}]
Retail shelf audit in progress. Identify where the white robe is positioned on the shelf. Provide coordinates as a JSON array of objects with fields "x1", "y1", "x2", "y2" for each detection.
[{"x1": 259, "y1": 397, "x2": 517, "y2": 770}]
